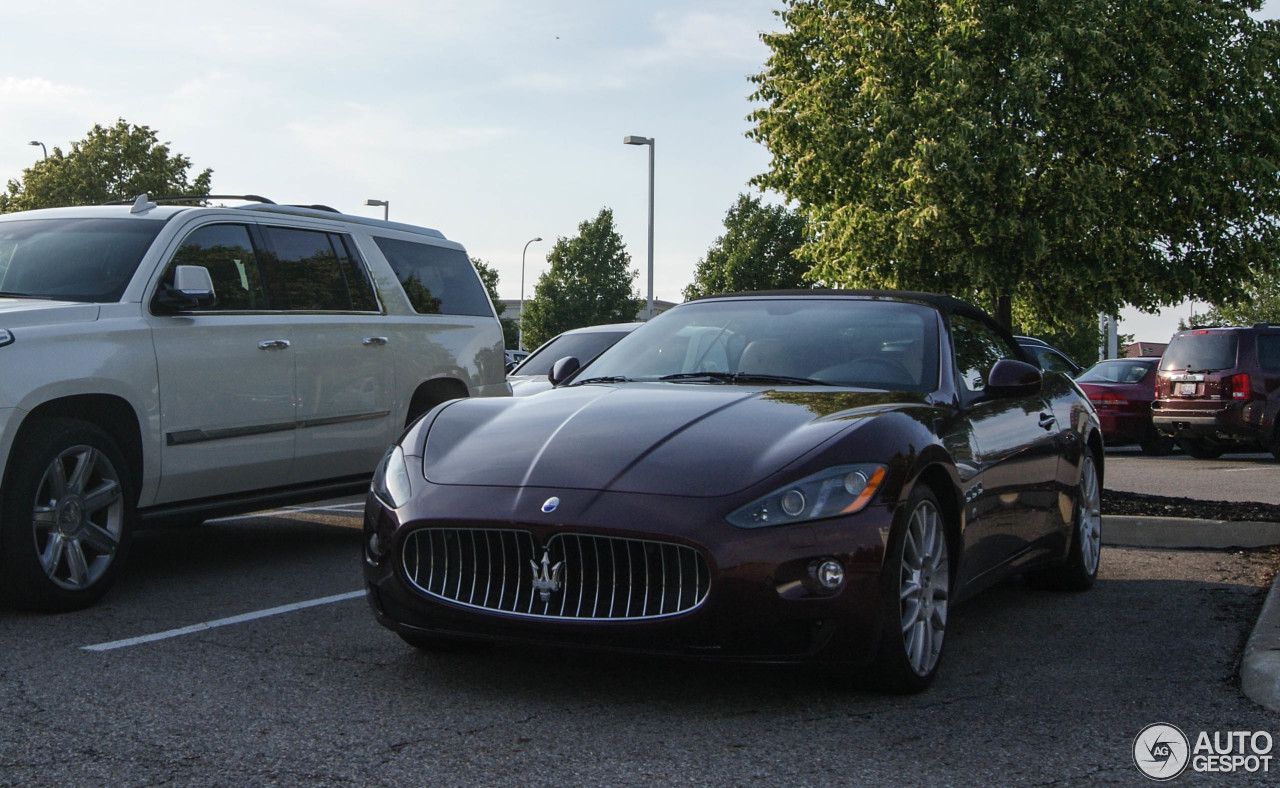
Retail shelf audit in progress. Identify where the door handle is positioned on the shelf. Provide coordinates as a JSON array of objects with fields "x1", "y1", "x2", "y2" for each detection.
[
  {"x1": 1038, "y1": 412, "x2": 1056, "y2": 430},
  {"x1": 362, "y1": 336, "x2": 389, "y2": 346},
  {"x1": 258, "y1": 339, "x2": 291, "y2": 350}
]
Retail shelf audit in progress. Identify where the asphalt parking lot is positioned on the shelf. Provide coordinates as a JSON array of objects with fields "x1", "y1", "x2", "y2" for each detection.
[{"x1": 2, "y1": 455, "x2": 1279, "y2": 786}]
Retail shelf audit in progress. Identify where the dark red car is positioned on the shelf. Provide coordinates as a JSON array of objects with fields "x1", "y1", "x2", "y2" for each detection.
[
  {"x1": 1075, "y1": 358, "x2": 1173, "y2": 455},
  {"x1": 363, "y1": 291, "x2": 1103, "y2": 693}
]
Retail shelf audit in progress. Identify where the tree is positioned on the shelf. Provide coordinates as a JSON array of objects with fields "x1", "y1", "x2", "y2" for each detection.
[
  {"x1": 2, "y1": 119, "x2": 212, "y2": 212},
  {"x1": 683, "y1": 193, "x2": 811, "y2": 300},
  {"x1": 520, "y1": 208, "x2": 642, "y2": 349},
  {"x1": 471, "y1": 257, "x2": 519, "y2": 348},
  {"x1": 748, "y1": 1, "x2": 1280, "y2": 332},
  {"x1": 1183, "y1": 268, "x2": 1280, "y2": 328}
]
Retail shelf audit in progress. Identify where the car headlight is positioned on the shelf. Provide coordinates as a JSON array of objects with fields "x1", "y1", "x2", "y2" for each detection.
[
  {"x1": 372, "y1": 445, "x2": 413, "y2": 509},
  {"x1": 727, "y1": 464, "x2": 887, "y2": 529}
]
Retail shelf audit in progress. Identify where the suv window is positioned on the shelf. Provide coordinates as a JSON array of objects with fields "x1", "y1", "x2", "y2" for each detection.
[
  {"x1": 1160, "y1": 332, "x2": 1239, "y2": 372},
  {"x1": 1258, "y1": 335, "x2": 1280, "y2": 371},
  {"x1": 0, "y1": 218, "x2": 165, "y2": 302},
  {"x1": 952, "y1": 314, "x2": 1016, "y2": 395},
  {"x1": 261, "y1": 227, "x2": 377, "y2": 312},
  {"x1": 373, "y1": 236, "x2": 492, "y2": 316},
  {"x1": 167, "y1": 224, "x2": 267, "y2": 310}
]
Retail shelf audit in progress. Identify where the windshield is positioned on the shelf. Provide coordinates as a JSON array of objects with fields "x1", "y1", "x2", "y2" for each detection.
[
  {"x1": 579, "y1": 298, "x2": 940, "y2": 392},
  {"x1": 1160, "y1": 332, "x2": 1239, "y2": 372},
  {"x1": 0, "y1": 218, "x2": 165, "y2": 302},
  {"x1": 1077, "y1": 359, "x2": 1156, "y2": 384},
  {"x1": 512, "y1": 328, "x2": 635, "y2": 377}
]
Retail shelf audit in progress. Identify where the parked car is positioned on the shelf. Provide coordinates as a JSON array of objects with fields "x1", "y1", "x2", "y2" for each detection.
[
  {"x1": 1015, "y1": 335, "x2": 1084, "y2": 376},
  {"x1": 1075, "y1": 358, "x2": 1173, "y2": 455},
  {"x1": 504, "y1": 349, "x2": 529, "y2": 373},
  {"x1": 0, "y1": 195, "x2": 507, "y2": 611},
  {"x1": 507, "y1": 322, "x2": 642, "y2": 396},
  {"x1": 363, "y1": 290, "x2": 1103, "y2": 693},
  {"x1": 1152, "y1": 324, "x2": 1280, "y2": 459}
]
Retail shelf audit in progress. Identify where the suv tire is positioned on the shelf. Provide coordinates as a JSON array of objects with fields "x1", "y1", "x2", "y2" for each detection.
[{"x1": 0, "y1": 419, "x2": 135, "y2": 612}]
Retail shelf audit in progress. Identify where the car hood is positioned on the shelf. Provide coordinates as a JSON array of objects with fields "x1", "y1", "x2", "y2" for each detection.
[
  {"x1": 0, "y1": 298, "x2": 100, "y2": 326},
  {"x1": 421, "y1": 383, "x2": 925, "y2": 497}
]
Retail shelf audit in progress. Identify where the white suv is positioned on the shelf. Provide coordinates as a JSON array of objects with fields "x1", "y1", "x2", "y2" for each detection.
[{"x1": 0, "y1": 195, "x2": 508, "y2": 611}]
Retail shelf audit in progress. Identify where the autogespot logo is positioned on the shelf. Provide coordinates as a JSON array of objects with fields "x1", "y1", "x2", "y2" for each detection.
[{"x1": 1133, "y1": 723, "x2": 1190, "y2": 781}]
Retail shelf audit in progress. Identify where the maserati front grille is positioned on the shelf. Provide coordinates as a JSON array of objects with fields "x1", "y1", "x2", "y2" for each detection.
[{"x1": 401, "y1": 528, "x2": 710, "y2": 620}]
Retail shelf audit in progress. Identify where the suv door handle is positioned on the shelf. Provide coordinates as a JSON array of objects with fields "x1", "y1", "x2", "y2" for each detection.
[
  {"x1": 362, "y1": 336, "x2": 389, "y2": 346},
  {"x1": 258, "y1": 340, "x2": 291, "y2": 351},
  {"x1": 1038, "y1": 412, "x2": 1056, "y2": 430}
]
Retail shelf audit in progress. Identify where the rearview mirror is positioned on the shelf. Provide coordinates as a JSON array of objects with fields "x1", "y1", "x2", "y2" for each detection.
[
  {"x1": 549, "y1": 356, "x2": 581, "y2": 386},
  {"x1": 154, "y1": 265, "x2": 217, "y2": 312},
  {"x1": 986, "y1": 359, "x2": 1042, "y2": 398}
]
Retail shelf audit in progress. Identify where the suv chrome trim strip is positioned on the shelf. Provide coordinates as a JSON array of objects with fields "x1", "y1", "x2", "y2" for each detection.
[{"x1": 167, "y1": 411, "x2": 391, "y2": 446}]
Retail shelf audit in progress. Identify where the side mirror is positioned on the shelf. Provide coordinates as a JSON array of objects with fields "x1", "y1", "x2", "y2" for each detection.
[
  {"x1": 549, "y1": 356, "x2": 581, "y2": 386},
  {"x1": 155, "y1": 265, "x2": 217, "y2": 312},
  {"x1": 985, "y1": 359, "x2": 1042, "y2": 398}
]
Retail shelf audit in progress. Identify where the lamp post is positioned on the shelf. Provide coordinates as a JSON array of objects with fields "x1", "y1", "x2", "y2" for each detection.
[
  {"x1": 364, "y1": 198, "x2": 389, "y2": 220},
  {"x1": 28, "y1": 140, "x2": 46, "y2": 159},
  {"x1": 519, "y1": 236, "x2": 543, "y2": 351},
  {"x1": 623, "y1": 135, "x2": 655, "y2": 320}
]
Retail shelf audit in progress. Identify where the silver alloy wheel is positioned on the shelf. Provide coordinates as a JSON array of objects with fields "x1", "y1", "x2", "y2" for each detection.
[
  {"x1": 1078, "y1": 454, "x2": 1102, "y2": 576},
  {"x1": 30, "y1": 444, "x2": 125, "y2": 591},
  {"x1": 900, "y1": 497, "x2": 949, "y2": 677}
]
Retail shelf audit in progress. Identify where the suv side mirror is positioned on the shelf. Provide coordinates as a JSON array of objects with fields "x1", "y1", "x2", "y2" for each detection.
[
  {"x1": 549, "y1": 356, "x2": 581, "y2": 386},
  {"x1": 986, "y1": 359, "x2": 1042, "y2": 398},
  {"x1": 155, "y1": 265, "x2": 217, "y2": 313}
]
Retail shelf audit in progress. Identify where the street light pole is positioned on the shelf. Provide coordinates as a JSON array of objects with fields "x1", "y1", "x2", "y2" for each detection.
[
  {"x1": 623, "y1": 135, "x2": 655, "y2": 320},
  {"x1": 364, "y1": 198, "x2": 389, "y2": 220},
  {"x1": 28, "y1": 140, "x2": 46, "y2": 159},
  {"x1": 519, "y1": 236, "x2": 543, "y2": 351}
]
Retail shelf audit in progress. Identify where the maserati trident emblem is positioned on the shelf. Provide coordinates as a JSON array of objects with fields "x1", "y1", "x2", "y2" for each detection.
[
  {"x1": 541, "y1": 496, "x2": 560, "y2": 514},
  {"x1": 530, "y1": 551, "x2": 563, "y2": 602}
]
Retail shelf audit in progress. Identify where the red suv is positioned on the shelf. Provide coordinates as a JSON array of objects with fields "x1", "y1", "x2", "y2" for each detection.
[{"x1": 1151, "y1": 324, "x2": 1280, "y2": 459}]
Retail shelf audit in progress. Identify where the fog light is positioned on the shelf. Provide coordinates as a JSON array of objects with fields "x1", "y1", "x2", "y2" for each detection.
[
  {"x1": 781, "y1": 490, "x2": 806, "y2": 517},
  {"x1": 813, "y1": 559, "x2": 845, "y2": 590}
]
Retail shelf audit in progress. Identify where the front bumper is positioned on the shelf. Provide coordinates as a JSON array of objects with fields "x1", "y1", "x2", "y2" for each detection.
[{"x1": 362, "y1": 482, "x2": 894, "y2": 665}]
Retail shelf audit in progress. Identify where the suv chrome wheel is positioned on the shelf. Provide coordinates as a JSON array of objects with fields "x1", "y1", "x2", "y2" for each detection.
[{"x1": 1, "y1": 420, "x2": 135, "y2": 611}]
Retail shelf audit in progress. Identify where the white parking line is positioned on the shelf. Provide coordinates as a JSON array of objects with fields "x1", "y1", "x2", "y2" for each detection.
[{"x1": 82, "y1": 590, "x2": 365, "y2": 652}]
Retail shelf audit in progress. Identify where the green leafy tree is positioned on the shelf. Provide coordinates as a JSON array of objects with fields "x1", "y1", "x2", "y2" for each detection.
[
  {"x1": 471, "y1": 257, "x2": 519, "y2": 348},
  {"x1": 683, "y1": 193, "x2": 811, "y2": 300},
  {"x1": 1182, "y1": 268, "x2": 1280, "y2": 328},
  {"x1": 748, "y1": 1, "x2": 1280, "y2": 331},
  {"x1": 2, "y1": 119, "x2": 212, "y2": 212},
  {"x1": 521, "y1": 208, "x2": 642, "y2": 349}
]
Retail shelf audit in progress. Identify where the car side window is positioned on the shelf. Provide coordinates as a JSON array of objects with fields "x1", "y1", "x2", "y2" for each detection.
[
  {"x1": 259, "y1": 227, "x2": 369, "y2": 312},
  {"x1": 159, "y1": 224, "x2": 266, "y2": 311},
  {"x1": 952, "y1": 315, "x2": 1016, "y2": 396},
  {"x1": 372, "y1": 236, "x2": 492, "y2": 317},
  {"x1": 1258, "y1": 335, "x2": 1280, "y2": 371},
  {"x1": 1037, "y1": 348, "x2": 1077, "y2": 374}
]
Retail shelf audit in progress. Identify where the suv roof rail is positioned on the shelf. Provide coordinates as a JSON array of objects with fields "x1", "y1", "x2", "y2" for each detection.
[
  {"x1": 105, "y1": 194, "x2": 277, "y2": 206},
  {"x1": 1252, "y1": 322, "x2": 1280, "y2": 329}
]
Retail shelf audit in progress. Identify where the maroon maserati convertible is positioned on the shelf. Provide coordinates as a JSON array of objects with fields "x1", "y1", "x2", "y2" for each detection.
[{"x1": 362, "y1": 291, "x2": 1103, "y2": 692}]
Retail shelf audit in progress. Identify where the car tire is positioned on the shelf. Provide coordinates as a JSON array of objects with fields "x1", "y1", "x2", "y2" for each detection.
[
  {"x1": 0, "y1": 419, "x2": 135, "y2": 612},
  {"x1": 1027, "y1": 452, "x2": 1101, "y2": 592},
  {"x1": 868, "y1": 484, "x2": 950, "y2": 694},
  {"x1": 397, "y1": 630, "x2": 490, "y2": 654},
  {"x1": 1177, "y1": 438, "x2": 1223, "y2": 459}
]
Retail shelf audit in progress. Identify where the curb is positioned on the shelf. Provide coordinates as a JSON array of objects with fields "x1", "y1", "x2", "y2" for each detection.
[{"x1": 1102, "y1": 515, "x2": 1280, "y2": 714}]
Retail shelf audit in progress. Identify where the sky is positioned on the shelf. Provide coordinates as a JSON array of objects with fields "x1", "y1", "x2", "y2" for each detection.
[{"x1": 1, "y1": 1, "x2": 1276, "y2": 349}]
